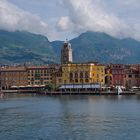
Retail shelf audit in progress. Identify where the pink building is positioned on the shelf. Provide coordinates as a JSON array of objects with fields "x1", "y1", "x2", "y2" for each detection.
[{"x1": 110, "y1": 64, "x2": 125, "y2": 87}]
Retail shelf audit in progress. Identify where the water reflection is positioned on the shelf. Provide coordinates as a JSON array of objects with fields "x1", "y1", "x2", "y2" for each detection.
[{"x1": 0, "y1": 94, "x2": 140, "y2": 140}]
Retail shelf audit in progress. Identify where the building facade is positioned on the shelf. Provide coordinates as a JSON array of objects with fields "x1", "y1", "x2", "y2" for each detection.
[
  {"x1": 105, "y1": 65, "x2": 113, "y2": 87},
  {"x1": 0, "y1": 64, "x2": 140, "y2": 90},
  {"x1": 60, "y1": 62, "x2": 105, "y2": 85},
  {"x1": 124, "y1": 65, "x2": 140, "y2": 89},
  {"x1": 0, "y1": 65, "x2": 58, "y2": 89},
  {"x1": 27, "y1": 65, "x2": 56, "y2": 86},
  {"x1": 109, "y1": 64, "x2": 125, "y2": 86},
  {"x1": 0, "y1": 66, "x2": 28, "y2": 89}
]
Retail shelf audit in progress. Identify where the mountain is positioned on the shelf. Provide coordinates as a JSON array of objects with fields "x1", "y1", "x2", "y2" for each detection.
[
  {"x1": 51, "y1": 31, "x2": 140, "y2": 64},
  {"x1": 0, "y1": 30, "x2": 56, "y2": 65},
  {"x1": 51, "y1": 40, "x2": 63, "y2": 59},
  {"x1": 0, "y1": 30, "x2": 140, "y2": 65}
]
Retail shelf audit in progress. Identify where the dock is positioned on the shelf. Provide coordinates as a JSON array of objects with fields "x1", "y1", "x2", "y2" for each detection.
[
  {"x1": 1, "y1": 90, "x2": 135, "y2": 95},
  {"x1": 41, "y1": 91, "x2": 135, "y2": 95}
]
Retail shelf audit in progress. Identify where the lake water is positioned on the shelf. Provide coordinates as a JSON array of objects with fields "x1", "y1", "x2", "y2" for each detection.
[{"x1": 0, "y1": 94, "x2": 140, "y2": 140}]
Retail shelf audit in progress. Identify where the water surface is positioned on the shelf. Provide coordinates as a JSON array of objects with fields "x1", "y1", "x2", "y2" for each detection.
[{"x1": 0, "y1": 94, "x2": 140, "y2": 140}]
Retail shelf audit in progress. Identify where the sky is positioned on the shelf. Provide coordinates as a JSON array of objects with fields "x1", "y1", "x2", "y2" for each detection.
[{"x1": 0, "y1": 0, "x2": 140, "y2": 41}]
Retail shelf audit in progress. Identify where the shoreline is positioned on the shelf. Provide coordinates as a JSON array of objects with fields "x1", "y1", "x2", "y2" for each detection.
[{"x1": 1, "y1": 90, "x2": 136, "y2": 95}]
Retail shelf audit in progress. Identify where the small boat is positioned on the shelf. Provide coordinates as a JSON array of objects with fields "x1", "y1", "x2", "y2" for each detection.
[{"x1": 117, "y1": 86, "x2": 123, "y2": 95}]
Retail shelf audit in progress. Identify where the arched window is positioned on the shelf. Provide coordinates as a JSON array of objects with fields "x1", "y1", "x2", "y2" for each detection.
[
  {"x1": 80, "y1": 72, "x2": 83, "y2": 78},
  {"x1": 69, "y1": 72, "x2": 73, "y2": 78},
  {"x1": 75, "y1": 72, "x2": 78, "y2": 78},
  {"x1": 85, "y1": 79, "x2": 89, "y2": 82},
  {"x1": 80, "y1": 79, "x2": 83, "y2": 83},
  {"x1": 70, "y1": 79, "x2": 73, "y2": 83},
  {"x1": 85, "y1": 72, "x2": 89, "y2": 78}
]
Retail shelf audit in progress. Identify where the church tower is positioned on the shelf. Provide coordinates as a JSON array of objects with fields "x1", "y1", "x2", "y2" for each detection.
[{"x1": 61, "y1": 40, "x2": 73, "y2": 64}]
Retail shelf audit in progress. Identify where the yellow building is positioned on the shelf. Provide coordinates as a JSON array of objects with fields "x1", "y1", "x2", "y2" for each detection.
[
  {"x1": 60, "y1": 62, "x2": 105, "y2": 85},
  {"x1": 91, "y1": 63, "x2": 105, "y2": 85}
]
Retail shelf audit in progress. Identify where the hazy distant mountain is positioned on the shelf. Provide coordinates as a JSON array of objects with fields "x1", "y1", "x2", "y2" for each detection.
[
  {"x1": 0, "y1": 30, "x2": 140, "y2": 65},
  {"x1": 51, "y1": 40, "x2": 63, "y2": 60},
  {"x1": 51, "y1": 31, "x2": 140, "y2": 64},
  {"x1": 0, "y1": 30, "x2": 56, "y2": 65}
]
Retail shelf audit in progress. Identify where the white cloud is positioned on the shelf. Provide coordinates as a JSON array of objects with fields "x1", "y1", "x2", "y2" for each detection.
[
  {"x1": 56, "y1": 16, "x2": 74, "y2": 31},
  {"x1": 119, "y1": 0, "x2": 140, "y2": 7},
  {"x1": 56, "y1": 0, "x2": 136, "y2": 39},
  {"x1": 0, "y1": 0, "x2": 48, "y2": 35},
  {"x1": 1, "y1": 0, "x2": 140, "y2": 41}
]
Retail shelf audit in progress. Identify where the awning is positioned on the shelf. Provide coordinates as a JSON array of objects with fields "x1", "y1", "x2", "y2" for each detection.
[{"x1": 59, "y1": 84, "x2": 100, "y2": 89}]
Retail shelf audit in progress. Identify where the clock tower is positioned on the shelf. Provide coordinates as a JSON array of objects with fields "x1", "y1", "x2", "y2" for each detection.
[{"x1": 61, "y1": 40, "x2": 73, "y2": 64}]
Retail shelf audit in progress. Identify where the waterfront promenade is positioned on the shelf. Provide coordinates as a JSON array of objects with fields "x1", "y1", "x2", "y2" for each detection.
[{"x1": 1, "y1": 89, "x2": 135, "y2": 95}]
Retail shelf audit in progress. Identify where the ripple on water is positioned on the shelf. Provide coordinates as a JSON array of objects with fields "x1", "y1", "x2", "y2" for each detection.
[{"x1": 0, "y1": 95, "x2": 140, "y2": 140}]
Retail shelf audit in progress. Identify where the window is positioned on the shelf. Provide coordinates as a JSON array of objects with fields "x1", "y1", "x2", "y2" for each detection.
[
  {"x1": 101, "y1": 68, "x2": 104, "y2": 72},
  {"x1": 70, "y1": 72, "x2": 73, "y2": 78},
  {"x1": 75, "y1": 72, "x2": 78, "y2": 78},
  {"x1": 70, "y1": 79, "x2": 73, "y2": 83},
  {"x1": 80, "y1": 79, "x2": 83, "y2": 83},
  {"x1": 80, "y1": 72, "x2": 83, "y2": 78},
  {"x1": 85, "y1": 72, "x2": 89, "y2": 78}
]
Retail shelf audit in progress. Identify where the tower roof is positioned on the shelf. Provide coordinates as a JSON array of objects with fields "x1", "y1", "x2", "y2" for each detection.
[
  {"x1": 63, "y1": 39, "x2": 71, "y2": 48},
  {"x1": 64, "y1": 39, "x2": 68, "y2": 44}
]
